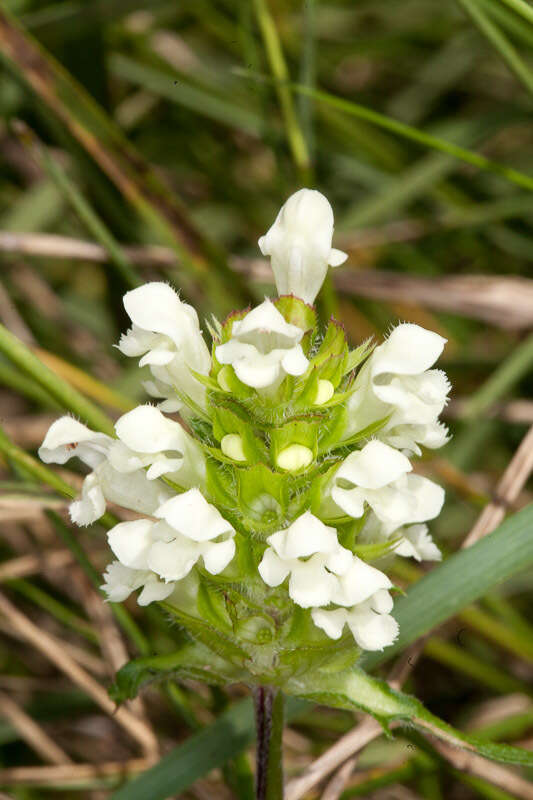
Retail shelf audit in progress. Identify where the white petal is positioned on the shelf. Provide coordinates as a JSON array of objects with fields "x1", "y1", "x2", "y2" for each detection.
[
  {"x1": 232, "y1": 299, "x2": 303, "y2": 343},
  {"x1": 137, "y1": 577, "x2": 176, "y2": 605},
  {"x1": 98, "y1": 461, "x2": 169, "y2": 515},
  {"x1": 281, "y1": 345, "x2": 309, "y2": 376},
  {"x1": 123, "y1": 282, "x2": 198, "y2": 346},
  {"x1": 146, "y1": 456, "x2": 185, "y2": 480},
  {"x1": 405, "y1": 475, "x2": 445, "y2": 523},
  {"x1": 347, "y1": 606, "x2": 399, "y2": 651},
  {"x1": 331, "y1": 485, "x2": 366, "y2": 519},
  {"x1": 288, "y1": 556, "x2": 337, "y2": 608},
  {"x1": 139, "y1": 347, "x2": 174, "y2": 367},
  {"x1": 370, "y1": 589, "x2": 394, "y2": 614},
  {"x1": 258, "y1": 548, "x2": 291, "y2": 587},
  {"x1": 155, "y1": 488, "x2": 234, "y2": 542},
  {"x1": 108, "y1": 519, "x2": 154, "y2": 570},
  {"x1": 335, "y1": 440, "x2": 412, "y2": 490},
  {"x1": 366, "y1": 485, "x2": 415, "y2": 526},
  {"x1": 332, "y1": 557, "x2": 392, "y2": 607},
  {"x1": 260, "y1": 189, "x2": 338, "y2": 303},
  {"x1": 395, "y1": 524, "x2": 442, "y2": 561},
  {"x1": 234, "y1": 355, "x2": 282, "y2": 389},
  {"x1": 329, "y1": 248, "x2": 348, "y2": 267},
  {"x1": 39, "y1": 417, "x2": 110, "y2": 469},
  {"x1": 69, "y1": 472, "x2": 106, "y2": 526},
  {"x1": 115, "y1": 405, "x2": 187, "y2": 455},
  {"x1": 311, "y1": 608, "x2": 348, "y2": 640},
  {"x1": 201, "y1": 538, "x2": 236, "y2": 574},
  {"x1": 147, "y1": 536, "x2": 200, "y2": 581},
  {"x1": 273, "y1": 512, "x2": 341, "y2": 559},
  {"x1": 372, "y1": 323, "x2": 446, "y2": 378},
  {"x1": 101, "y1": 561, "x2": 145, "y2": 602}
]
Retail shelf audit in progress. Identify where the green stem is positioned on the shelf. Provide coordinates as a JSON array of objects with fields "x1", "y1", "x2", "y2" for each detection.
[
  {"x1": 457, "y1": 0, "x2": 533, "y2": 96},
  {"x1": 254, "y1": 686, "x2": 284, "y2": 800},
  {"x1": 253, "y1": 0, "x2": 310, "y2": 178}
]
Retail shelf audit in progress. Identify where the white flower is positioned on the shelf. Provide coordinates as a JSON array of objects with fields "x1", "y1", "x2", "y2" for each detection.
[
  {"x1": 346, "y1": 323, "x2": 451, "y2": 455},
  {"x1": 258, "y1": 512, "x2": 352, "y2": 608},
  {"x1": 39, "y1": 417, "x2": 110, "y2": 469},
  {"x1": 38, "y1": 417, "x2": 170, "y2": 525},
  {"x1": 102, "y1": 561, "x2": 175, "y2": 606},
  {"x1": 258, "y1": 189, "x2": 347, "y2": 304},
  {"x1": 117, "y1": 282, "x2": 211, "y2": 412},
  {"x1": 329, "y1": 440, "x2": 444, "y2": 531},
  {"x1": 393, "y1": 523, "x2": 442, "y2": 562},
  {"x1": 358, "y1": 515, "x2": 442, "y2": 563},
  {"x1": 215, "y1": 299, "x2": 309, "y2": 390},
  {"x1": 109, "y1": 404, "x2": 205, "y2": 487},
  {"x1": 330, "y1": 556, "x2": 393, "y2": 607},
  {"x1": 105, "y1": 489, "x2": 236, "y2": 600},
  {"x1": 311, "y1": 589, "x2": 399, "y2": 651}
]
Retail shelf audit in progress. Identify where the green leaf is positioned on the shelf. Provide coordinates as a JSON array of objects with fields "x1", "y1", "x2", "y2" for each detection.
[
  {"x1": 205, "y1": 458, "x2": 237, "y2": 508},
  {"x1": 334, "y1": 415, "x2": 391, "y2": 451},
  {"x1": 211, "y1": 403, "x2": 268, "y2": 463},
  {"x1": 288, "y1": 666, "x2": 533, "y2": 766},
  {"x1": 270, "y1": 416, "x2": 319, "y2": 465},
  {"x1": 109, "y1": 643, "x2": 243, "y2": 704},
  {"x1": 343, "y1": 338, "x2": 375, "y2": 375},
  {"x1": 160, "y1": 601, "x2": 250, "y2": 666},
  {"x1": 274, "y1": 295, "x2": 316, "y2": 330},
  {"x1": 312, "y1": 319, "x2": 348, "y2": 369},
  {"x1": 237, "y1": 462, "x2": 289, "y2": 529}
]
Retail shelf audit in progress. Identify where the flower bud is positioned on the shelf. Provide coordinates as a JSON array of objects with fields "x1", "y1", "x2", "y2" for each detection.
[
  {"x1": 276, "y1": 444, "x2": 313, "y2": 471},
  {"x1": 221, "y1": 433, "x2": 247, "y2": 462},
  {"x1": 217, "y1": 366, "x2": 233, "y2": 392},
  {"x1": 258, "y1": 189, "x2": 347, "y2": 304},
  {"x1": 314, "y1": 379, "x2": 334, "y2": 405}
]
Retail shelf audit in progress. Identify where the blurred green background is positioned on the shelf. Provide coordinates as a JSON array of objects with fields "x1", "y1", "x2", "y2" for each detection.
[{"x1": 0, "y1": 0, "x2": 533, "y2": 798}]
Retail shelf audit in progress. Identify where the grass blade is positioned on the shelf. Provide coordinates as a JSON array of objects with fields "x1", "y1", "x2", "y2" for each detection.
[
  {"x1": 0, "y1": 323, "x2": 114, "y2": 434},
  {"x1": 456, "y1": 0, "x2": 533, "y2": 95}
]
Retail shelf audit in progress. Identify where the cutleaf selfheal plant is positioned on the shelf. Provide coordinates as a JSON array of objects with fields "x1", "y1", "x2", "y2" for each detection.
[{"x1": 40, "y1": 189, "x2": 453, "y2": 796}]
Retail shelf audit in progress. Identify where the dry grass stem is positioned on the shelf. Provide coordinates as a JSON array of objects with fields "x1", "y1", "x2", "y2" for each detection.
[
  {"x1": 0, "y1": 550, "x2": 73, "y2": 582},
  {"x1": 0, "y1": 591, "x2": 158, "y2": 757},
  {"x1": 2, "y1": 414, "x2": 58, "y2": 447},
  {"x1": 0, "y1": 617, "x2": 108, "y2": 676},
  {"x1": 0, "y1": 758, "x2": 156, "y2": 787},
  {"x1": 320, "y1": 754, "x2": 358, "y2": 800},
  {"x1": 430, "y1": 737, "x2": 533, "y2": 800},
  {"x1": 0, "y1": 690, "x2": 72, "y2": 765},
  {"x1": 3, "y1": 232, "x2": 533, "y2": 329},
  {"x1": 464, "y1": 424, "x2": 533, "y2": 546}
]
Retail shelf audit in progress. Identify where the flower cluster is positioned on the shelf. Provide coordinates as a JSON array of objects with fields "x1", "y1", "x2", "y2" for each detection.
[{"x1": 40, "y1": 189, "x2": 450, "y2": 677}]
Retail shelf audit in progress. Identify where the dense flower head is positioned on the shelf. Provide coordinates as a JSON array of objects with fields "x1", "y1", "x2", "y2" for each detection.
[{"x1": 40, "y1": 189, "x2": 450, "y2": 682}]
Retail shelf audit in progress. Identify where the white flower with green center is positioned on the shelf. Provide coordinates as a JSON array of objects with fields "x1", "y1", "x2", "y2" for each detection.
[
  {"x1": 102, "y1": 561, "x2": 175, "y2": 606},
  {"x1": 109, "y1": 404, "x2": 205, "y2": 486},
  {"x1": 39, "y1": 188, "x2": 451, "y2": 665},
  {"x1": 39, "y1": 417, "x2": 170, "y2": 525},
  {"x1": 329, "y1": 439, "x2": 444, "y2": 531},
  {"x1": 117, "y1": 282, "x2": 211, "y2": 412},
  {"x1": 311, "y1": 589, "x2": 399, "y2": 651},
  {"x1": 258, "y1": 512, "x2": 353, "y2": 608},
  {"x1": 215, "y1": 299, "x2": 309, "y2": 389},
  {"x1": 106, "y1": 488, "x2": 235, "y2": 595},
  {"x1": 359, "y1": 514, "x2": 442, "y2": 563},
  {"x1": 259, "y1": 188, "x2": 347, "y2": 303},
  {"x1": 346, "y1": 323, "x2": 451, "y2": 455}
]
